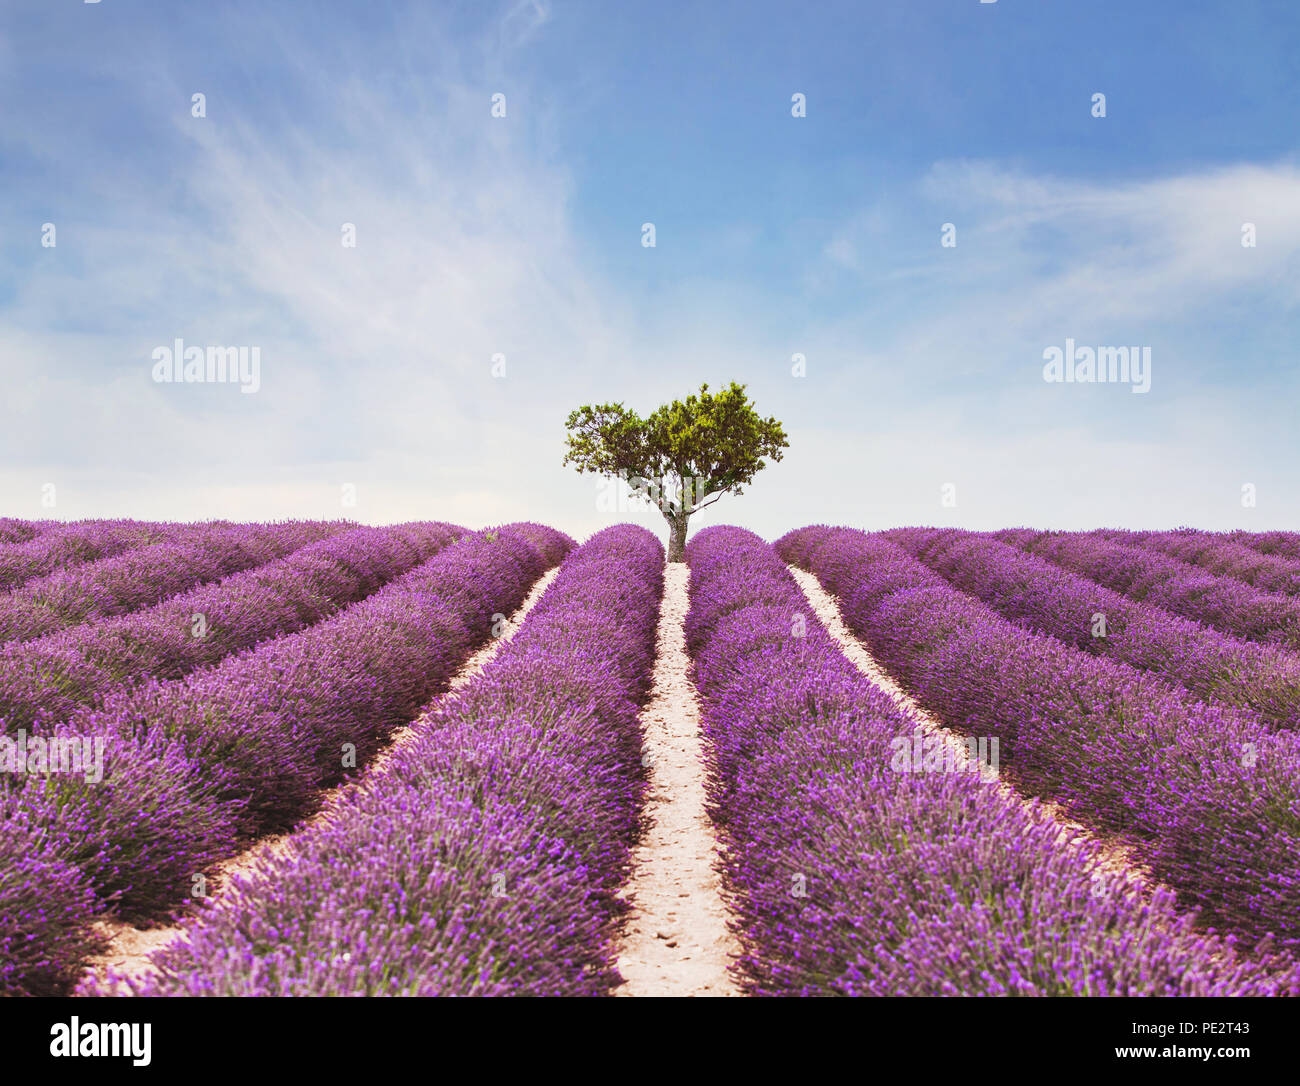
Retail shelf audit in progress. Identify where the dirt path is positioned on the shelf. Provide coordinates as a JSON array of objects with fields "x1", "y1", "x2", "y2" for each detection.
[
  {"x1": 614, "y1": 563, "x2": 740, "y2": 997},
  {"x1": 788, "y1": 565, "x2": 1157, "y2": 891},
  {"x1": 79, "y1": 567, "x2": 561, "y2": 993}
]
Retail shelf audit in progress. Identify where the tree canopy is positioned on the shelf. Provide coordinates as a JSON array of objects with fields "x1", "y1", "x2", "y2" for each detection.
[{"x1": 563, "y1": 381, "x2": 788, "y2": 561}]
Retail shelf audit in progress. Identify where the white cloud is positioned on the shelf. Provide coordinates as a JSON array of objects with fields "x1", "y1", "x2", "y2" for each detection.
[{"x1": 917, "y1": 159, "x2": 1300, "y2": 323}]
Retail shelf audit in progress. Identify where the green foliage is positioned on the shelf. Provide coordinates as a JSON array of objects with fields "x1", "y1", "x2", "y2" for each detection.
[{"x1": 562, "y1": 382, "x2": 788, "y2": 519}]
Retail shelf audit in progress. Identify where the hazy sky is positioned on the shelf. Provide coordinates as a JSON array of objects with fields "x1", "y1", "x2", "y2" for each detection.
[{"x1": 3, "y1": 1, "x2": 1299, "y2": 541}]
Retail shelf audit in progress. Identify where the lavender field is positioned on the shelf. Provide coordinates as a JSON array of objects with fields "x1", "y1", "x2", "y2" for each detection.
[{"x1": 3, "y1": 518, "x2": 1298, "y2": 998}]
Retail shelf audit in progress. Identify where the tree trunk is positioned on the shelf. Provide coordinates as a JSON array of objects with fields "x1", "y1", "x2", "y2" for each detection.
[{"x1": 666, "y1": 511, "x2": 689, "y2": 563}]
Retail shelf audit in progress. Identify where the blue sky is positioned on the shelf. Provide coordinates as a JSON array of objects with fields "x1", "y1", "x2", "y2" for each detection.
[{"x1": 3, "y1": 0, "x2": 1299, "y2": 539}]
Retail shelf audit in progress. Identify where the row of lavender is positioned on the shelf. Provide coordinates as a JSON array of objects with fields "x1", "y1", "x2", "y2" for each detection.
[
  {"x1": 0, "y1": 522, "x2": 465, "y2": 731},
  {"x1": 687, "y1": 526, "x2": 1294, "y2": 994},
  {"x1": 1068, "y1": 528, "x2": 1300, "y2": 568},
  {"x1": 888, "y1": 528, "x2": 1300, "y2": 730},
  {"x1": 0, "y1": 521, "x2": 347, "y2": 643},
  {"x1": 0, "y1": 519, "x2": 61, "y2": 545},
  {"x1": 0, "y1": 523, "x2": 571, "y2": 996},
  {"x1": 1240, "y1": 531, "x2": 1300, "y2": 563},
  {"x1": 778, "y1": 527, "x2": 1300, "y2": 957},
  {"x1": 1114, "y1": 530, "x2": 1300, "y2": 595},
  {"x1": 999, "y1": 529, "x2": 1300, "y2": 650},
  {"x1": 91, "y1": 524, "x2": 662, "y2": 996},
  {"x1": 0, "y1": 519, "x2": 312, "y2": 592}
]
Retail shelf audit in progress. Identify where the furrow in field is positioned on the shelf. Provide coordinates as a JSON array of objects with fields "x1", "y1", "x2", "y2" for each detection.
[
  {"x1": 0, "y1": 518, "x2": 55, "y2": 545},
  {"x1": 1233, "y1": 530, "x2": 1300, "y2": 563},
  {"x1": 1112, "y1": 530, "x2": 1300, "y2": 596},
  {"x1": 788, "y1": 565, "x2": 1155, "y2": 891},
  {"x1": 0, "y1": 520, "x2": 211, "y2": 593},
  {"x1": 613, "y1": 563, "x2": 741, "y2": 997}
]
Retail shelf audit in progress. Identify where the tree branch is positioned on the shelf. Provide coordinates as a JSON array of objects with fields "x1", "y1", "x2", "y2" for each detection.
[{"x1": 691, "y1": 493, "x2": 726, "y2": 512}]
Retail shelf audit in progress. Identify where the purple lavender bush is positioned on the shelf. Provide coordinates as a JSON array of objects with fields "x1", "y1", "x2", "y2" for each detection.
[
  {"x1": 688, "y1": 525, "x2": 1297, "y2": 995},
  {"x1": 0, "y1": 522, "x2": 462, "y2": 732},
  {"x1": 888, "y1": 527, "x2": 1300, "y2": 730},
  {"x1": 502, "y1": 520, "x2": 578, "y2": 567},
  {"x1": 778, "y1": 526, "x2": 1300, "y2": 956},
  {"x1": 17, "y1": 721, "x2": 242, "y2": 921},
  {"x1": 0, "y1": 521, "x2": 343, "y2": 643},
  {"x1": 0, "y1": 520, "x2": 186, "y2": 591},
  {"x1": 0, "y1": 785, "x2": 103, "y2": 997},
  {"x1": 95, "y1": 524, "x2": 661, "y2": 996},
  {"x1": 1001, "y1": 529, "x2": 1300, "y2": 650},
  {"x1": 1109, "y1": 529, "x2": 1300, "y2": 596},
  {"x1": 1234, "y1": 531, "x2": 1300, "y2": 563},
  {"x1": 0, "y1": 518, "x2": 52, "y2": 545}
]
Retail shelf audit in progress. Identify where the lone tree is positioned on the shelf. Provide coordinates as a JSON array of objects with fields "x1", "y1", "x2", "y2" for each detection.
[{"x1": 563, "y1": 381, "x2": 788, "y2": 563}]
